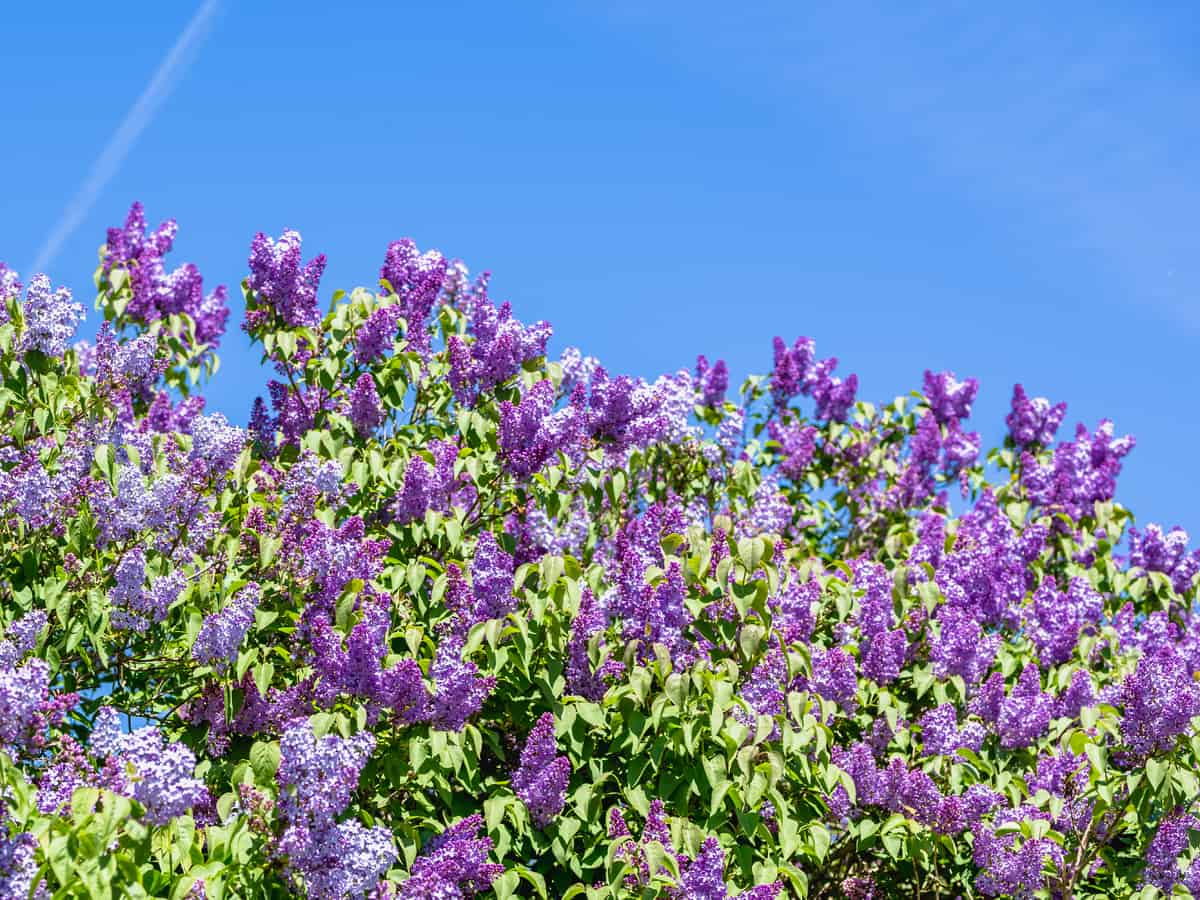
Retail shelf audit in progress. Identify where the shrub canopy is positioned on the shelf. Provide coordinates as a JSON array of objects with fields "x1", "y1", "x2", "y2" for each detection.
[{"x1": 0, "y1": 204, "x2": 1198, "y2": 899}]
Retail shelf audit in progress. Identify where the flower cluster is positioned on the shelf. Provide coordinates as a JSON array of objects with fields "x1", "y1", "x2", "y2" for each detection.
[
  {"x1": 245, "y1": 229, "x2": 327, "y2": 330},
  {"x1": 400, "y1": 815, "x2": 504, "y2": 897},
  {"x1": 102, "y1": 202, "x2": 229, "y2": 351},
  {"x1": 511, "y1": 713, "x2": 571, "y2": 828},
  {"x1": 192, "y1": 584, "x2": 261, "y2": 672},
  {"x1": 276, "y1": 721, "x2": 395, "y2": 899}
]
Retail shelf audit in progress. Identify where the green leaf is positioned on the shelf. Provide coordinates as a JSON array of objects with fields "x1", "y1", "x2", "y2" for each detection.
[{"x1": 250, "y1": 741, "x2": 281, "y2": 783}]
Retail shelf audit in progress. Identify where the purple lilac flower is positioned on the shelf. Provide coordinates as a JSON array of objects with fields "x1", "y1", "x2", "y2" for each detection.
[
  {"x1": 841, "y1": 876, "x2": 879, "y2": 900},
  {"x1": 770, "y1": 337, "x2": 815, "y2": 404},
  {"x1": 973, "y1": 806, "x2": 1064, "y2": 898},
  {"x1": 145, "y1": 390, "x2": 205, "y2": 433},
  {"x1": 772, "y1": 572, "x2": 818, "y2": 645},
  {"x1": 734, "y1": 883, "x2": 784, "y2": 899},
  {"x1": 677, "y1": 837, "x2": 728, "y2": 900},
  {"x1": 1144, "y1": 812, "x2": 1200, "y2": 893},
  {"x1": 260, "y1": 380, "x2": 318, "y2": 448},
  {"x1": 111, "y1": 567, "x2": 185, "y2": 634},
  {"x1": 1129, "y1": 524, "x2": 1200, "y2": 596},
  {"x1": 810, "y1": 648, "x2": 858, "y2": 714},
  {"x1": 1057, "y1": 669, "x2": 1096, "y2": 719},
  {"x1": 714, "y1": 407, "x2": 744, "y2": 460},
  {"x1": 996, "y1": 666, "x2": 1055, "y2": 750},
  {"x1": 192, "y1": 584, "x2": 261, "y2": 672},
  {"x1": 277, "y1": 722, "x2": 375, "y2": 830},
  {"x1": 613, "y1": 562, "x2": 696, "y2": 667},
  {"x1": 447, "y1": 287, "x2": 551, "y2": 404},
  {"x1": 0, "y1": 262, "x2": 22, "y2": 305},
  {"x1": 0, "y1": 827, "x2": 45, "y2": 900},
  {"x1": 767, "y1": 420, "x2": 817, "y2": 481},
  {"x1": 189, "y1": 413, "x2": 246, "y2": 476},
  {"x1": 1027, "y1": 751, "x2": 1088, "y2": 803},
  {"x1": 695, "y1": 355, "x2": 729, "y2": 406},
  {"x1": 19, "y1": 274, "x2": 84, "y2": 358},
  {"x1": 929, "y1": 606, "x2": 998, "y2": 685},
  {"x1": 354, "y1": 306, "x2": 404, "y2": 365},
  {"x1": 1024, "y1": 577, "x2": 1102, "y2": 666},
  {"x1": 91, "y1": 707, "x2": 125, "y2": 758},
  {"x1": 810, "y1": 361, "x2": 858, "y2": 422},
  {"x1": 0, "y1": 611, "x2": 47, "y2": 669},
  {"x1": 276, "y1": 818, "x2": 396, "y2": 900},
  {"x1": 919, "y1": 704, "x2": 984, "y2": 758},
  {"x1": 934, "y1": 490, "x2": 1039, "y2": 628},
  {"x1": 102, "y1": 203, "x2": 228, "y2": 350},
  {"x1": 108, "y1": 549, "x2": 146, "y2": 627},
  {"x1": 583, "y1": 369, "x2": 674, "y2": 453},
  {"x1": 374, "y1": 657, "x2": 432, "y2": 725},
  {"x1": 461, "y1": 532, "x2": 516, "y2": 625},
  {"x1": 349, "y1": 373, "x2": 385, "y2": 437},
  {"x1": 862, "y1": 628, "x2": 907, "y2": 685},
  {"x1": 393, "y1": 440, "x2": 458, "y2": 524},
  {"x1": 606, "y1": 800, "x2": 677, "y2": 888},
  {"x1": 652, "y1": 370, "x2": 701, "y2": 444},
  {"x1": 400, "y1": 815, "x2": 504, "y2": 898},
  {"x1": 891, "y1": 412, "x2": 941, "y2": 508},
  {"x1": 521, "y1": 497, "x2": 592, "y2": 559},
  {"x1": 566, "y1": 589, "x2": 623, "y2": 700},
  {"x1": 741, "y1": 477, "x2": 791, "y2": 537},
  {"x1": 558, "y1": 347, "x2": 600, "y2": 395},
  {"x1": 970, "y1": 672, "x2": 1006, "y2": 725},
  {"x1": 116, "y1": 726, "x2": 207, "y2": 825},
  {"x1": 193, "y1": 284, "x2": 230, "y2": 347},
  {"x1": 498, "y1": 379, "x2": 580, "y2": 477},
  {"x1": 829, "y1": 742, "x2": 970, "y2": 834},
  {"x1": 942, "y1": 422, "x2": 981, "y2": 472},
  {"x1": 297, "y1": 516, "x2": 390, "y2": 607},
  {"x1": 1115, "y1": 649, "x2": 1200, "y2": 758},
  {"x1": 275, "y1": 722, "x2": 393, "y2": 898},
  {"x1": 852, "y1": 560, "x2": 893, "y2": 640},
  {"x1": 923, "y1": 370, "x2": 979, "y2": 425},
  {"x1": 104, "y1": 200, "x2": 171, "y2": 266},
  {"x1": 511, "y1": 713, "x2": 571, "y2": 828},
  {"x1": 769, "y1": 336, "x2": 858, "y2": 420},
  {"x1": 245, "y1": 229, "x2": 326, "y2": 329},
  {"x1": 739, "y1": 648, "x2": 787, "y2": 733},
  {"x1": 429, "y1": 633, "x2": 495, "y2": 731},
  {"x1": 312, "y1": 603, "x2": 432, "y2": 725},
  {"x1": 1021, "y1": 420, "x2": 1135, "y2": 522},
  {"x1": 379, "y1": 238, "x2": 446, "y2": 355},
  {"x1": 89, "y1": 327, "x2": 161, "y2": 391},
  {"x1": 0, "y1": 658, "x2": 69, "y2": 755},
  {"x1": 36, "y1": 736, "x2": 93, "y2": 815},
  {"x1": 1006, "y1": 384, "x2": 1066, "y2": 447}
]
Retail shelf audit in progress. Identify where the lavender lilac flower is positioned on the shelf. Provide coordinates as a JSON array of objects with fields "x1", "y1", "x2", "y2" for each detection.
[
  {"x1": 349, "y1": 373, "x2": 385, "y2": 436},
  {"x1": 246, "y1": 229, "x2": 327, "y2": 329},
  {"x1": 400, "y1": 814, "x2": 504, "y2": 898},
  {"x1": 19, "y1": 275, "x2": 84, "y2": 358},
  {"x1": 511, "y1": 712, "x2": 571, "y2": 828},
  {"x1": 1006, "y1": 384, "x2": 1066, "y2": 447},
  {"x1": 116, "y1": 726, "x2": 207, "y2": 825},
  {"x1": 192, "y1": 584, "x2": 261, "y2": 672}
]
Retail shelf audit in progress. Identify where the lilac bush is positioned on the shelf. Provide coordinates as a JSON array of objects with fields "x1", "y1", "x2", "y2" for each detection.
[{"x1": 0, "y1": 201, "x2": 1196, "y2": 898}]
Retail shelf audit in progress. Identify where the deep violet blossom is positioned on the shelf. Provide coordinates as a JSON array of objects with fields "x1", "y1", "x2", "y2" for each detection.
[{"x1": 511, "y1": 713, "x2": 571, "y2": 828}]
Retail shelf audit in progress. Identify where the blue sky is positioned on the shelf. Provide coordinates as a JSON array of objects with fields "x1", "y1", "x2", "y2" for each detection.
[{"x1": 3, "y1": 1, "x2": 1197, "y2": 531}]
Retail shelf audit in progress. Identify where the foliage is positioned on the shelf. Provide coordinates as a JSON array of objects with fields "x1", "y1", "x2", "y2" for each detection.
[{"x1": 0, "y1": 205, "x2": 1198, "y2": 899}]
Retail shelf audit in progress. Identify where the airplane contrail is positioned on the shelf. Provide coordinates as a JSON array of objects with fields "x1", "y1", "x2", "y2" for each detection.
[{"x1": 29, "y1": 0, "x2": 221, "y2": 275}]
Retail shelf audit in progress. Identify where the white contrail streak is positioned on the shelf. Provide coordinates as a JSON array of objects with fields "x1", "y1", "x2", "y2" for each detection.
[{"x1": 29, "y1": 0, "x2": 220, "y2": 275}]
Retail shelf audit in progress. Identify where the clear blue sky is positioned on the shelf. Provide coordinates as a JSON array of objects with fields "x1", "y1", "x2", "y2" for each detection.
[{"x1": 4, "y1": 1, "x2": 1197, "y2": 532}]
